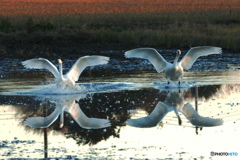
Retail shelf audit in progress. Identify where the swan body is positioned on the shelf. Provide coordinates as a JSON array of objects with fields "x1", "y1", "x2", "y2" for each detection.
[
  {"x1": 125, "y1": 46, "x2": 222, "y2": 84},
  {"x1": 24, "y1": 96, "x2": 111, "y2": 129},
  {"x1": 22, "y1": 56, "x2": 109, "y2": 87},
  {"x1": 127, "y1": 91, "x2": 223, "y2": 128}
]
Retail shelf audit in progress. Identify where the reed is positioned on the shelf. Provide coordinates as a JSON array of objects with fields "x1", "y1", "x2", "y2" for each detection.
[{"x1": 0, "y1": 0, "x2": 240, "y2": 55}]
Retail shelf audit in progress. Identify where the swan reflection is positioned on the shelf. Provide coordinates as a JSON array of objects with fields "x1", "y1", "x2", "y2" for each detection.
[
  {"x1": 127, "y1": 91, "x2": 223, "y2": 128},
  {"x1": 24, "y1": 95, "x2": 111, "y2": 129}
]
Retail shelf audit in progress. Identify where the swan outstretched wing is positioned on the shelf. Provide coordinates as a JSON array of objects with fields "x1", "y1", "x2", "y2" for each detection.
[
  {"x1": 22, "y1": 58, "x2": 59, "y2": 78},
  {"x1": 125, "y1": 48, "x2": 169, "y2": 72},
  {"x1": 179, "y1": 46, "x2": 222, "y2": 70},
  {"x1": 66, "y1": 56, "x2": 110, "y2": 81},
  {"x1": 127, "y1": 102, "x2": 168, "y2": 128},
  {"x1": 180, "y1": 103, "x2": 223, "y2": 127},
  {"x1": 23, "y1": 107, "x2": 61, "y2": 128},
  {"x1": 66, "y1": 103, "x2": 111, "y2": 129}
]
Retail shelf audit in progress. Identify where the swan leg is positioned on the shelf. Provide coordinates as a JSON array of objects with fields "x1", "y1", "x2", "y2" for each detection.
[
  {"x1": 178, "y1": 81, "x2": 181, "y2": 92},
  {"x1": 174, "y1": 108, "x2": 182, "y2": 125},
  {"x1": 195, "y1": 127, "x2": 203, "y2": 135},
  {"x1": 196, "y1": 127, "x2": 199, "y2": 135}
]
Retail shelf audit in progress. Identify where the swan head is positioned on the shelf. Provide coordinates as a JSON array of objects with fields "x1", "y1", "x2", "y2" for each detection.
[
  {"x1": 176, "y1": 50, "x2": 181, "y2": 56},
  {"x1": 173, "y1": 50, "x2": 181, "y2": 65},
  {"x1": 58, "y1": 59, "x2": 62, "y2": 64}
]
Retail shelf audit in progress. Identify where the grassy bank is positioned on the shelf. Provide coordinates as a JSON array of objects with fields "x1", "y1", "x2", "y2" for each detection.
[{"x1": 1, "y1": 4, "x2": 240, "y2": 58}]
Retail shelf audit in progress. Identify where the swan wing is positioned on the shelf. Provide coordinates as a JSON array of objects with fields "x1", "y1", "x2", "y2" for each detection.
[
  {"x1": 127, "y1": 102, "x2": 168, "y2": 128},
  {"x1": 22, "y1": 58, "x2": 59, "y2": 78},
  {"x1": 23, "y1": 107, "x2": 61, "y2": 128},
  {"x1": 66, "y1": 56, "x2": 110, "y2": 81},
  {"x1": 125, "y1": 48, "x2": 169, "y2": 72},
  {"x1": 180, "y1": 103, "x2": 223, "y2": 127},
  {"x1": 66, "y1": 103, "x2": 111, "y2": 129},
  {"x1": 179, "y1": 46, "x2": 222, "y2": 70}
]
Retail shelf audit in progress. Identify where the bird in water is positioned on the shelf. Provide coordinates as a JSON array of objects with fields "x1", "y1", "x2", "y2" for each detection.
[
  {"x1": 125, "y1": 46, "x2": 222, "y2": 85},
  {"x1": 22, "y1": 56, "x2": 109, "y2": 88}
]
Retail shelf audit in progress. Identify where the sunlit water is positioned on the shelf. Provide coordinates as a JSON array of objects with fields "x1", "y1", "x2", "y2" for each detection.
[{"x1": 0, "y1": 56, "x2": 240, "y2": 159}]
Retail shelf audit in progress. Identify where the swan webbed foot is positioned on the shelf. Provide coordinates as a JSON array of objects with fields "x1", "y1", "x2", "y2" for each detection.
[
  {"x1": 195, "y1": 127, "x2": 203, "y2": 135},
  {"x1": 196, "y1": 127, "x2": 199, "y2": 135},
  {"x1": 178, "y1": 118, "x2": 182, "y2": 126}
]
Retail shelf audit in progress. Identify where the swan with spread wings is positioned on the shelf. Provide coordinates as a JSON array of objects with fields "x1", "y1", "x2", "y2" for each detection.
[
  {"x1": 125, "y1": 46, "x2": 222, "y2": 85},
  {"x1": 22, "y1": 56, "x2": 109, "y2": 87}
]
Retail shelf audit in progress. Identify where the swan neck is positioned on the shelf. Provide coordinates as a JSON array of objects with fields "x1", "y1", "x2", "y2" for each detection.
[
  {"x1": 59, "y1": 63, "x2": 63, "y2": 78},
  {"x1": 174, "y1": 54, "x2": 180, "y2": 65}
]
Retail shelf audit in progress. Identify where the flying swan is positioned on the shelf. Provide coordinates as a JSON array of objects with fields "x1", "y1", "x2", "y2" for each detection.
[
  {"x1": 125, "y1": 46, "x2": 222, "y2": 85},
  {"x1": 22, "y1": 56, "x2": 109, "y2": 87}
]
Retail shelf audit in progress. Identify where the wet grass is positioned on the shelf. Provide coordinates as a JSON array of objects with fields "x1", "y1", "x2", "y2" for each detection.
[{"x1": 0, "y1": 1, "x2": 240, "y2": 58}]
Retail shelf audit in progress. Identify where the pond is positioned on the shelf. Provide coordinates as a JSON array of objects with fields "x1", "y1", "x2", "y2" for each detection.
[{"x1": 0, "y1": 52, "x2": 239, "y2": 159}]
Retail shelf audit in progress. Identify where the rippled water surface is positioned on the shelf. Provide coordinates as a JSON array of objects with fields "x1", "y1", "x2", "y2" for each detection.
[{"x1": 0, "y1": 56, "x2": 239, "y2": 159}]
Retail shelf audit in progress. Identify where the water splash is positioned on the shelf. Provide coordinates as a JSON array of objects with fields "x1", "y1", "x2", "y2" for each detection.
[
  {"x1": 152, "y1": 81, "x2": 199, "y2": 91},
  {"x1": 5, "y1": 82, "x2": 139, "y2": 95},
  {"x1": 13, "y1": 83, "x2": 87, "y2": 95}
]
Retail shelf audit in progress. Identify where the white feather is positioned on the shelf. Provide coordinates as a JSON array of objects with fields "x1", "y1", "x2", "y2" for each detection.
[
  {"x1": 22, "y1": 56, "x2": 109, "y2": 87},
  {"x1": 125, "y1": 48, "x2": 169, "y2": 72},
  {"x1": 125, "y1": 46, "x2": 222, "y2": 84},
  {"x1": 66, "y1": 56, "x2": 110, "y2": 81},
  {"x1": 179, "y1": 46, "x2": 222, "y2": 70},
  {"x1": 22, "y1": 58, "x2": 59, "y2": 78}
]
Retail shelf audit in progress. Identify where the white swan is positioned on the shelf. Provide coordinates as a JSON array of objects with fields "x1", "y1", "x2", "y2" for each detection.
[
  {"x1": 22, "y1": 56, "x2": 109, "y2": 87},
  {"x1": 125, "y1": 46, "x2": 222, "y2": 85},
  {"x1": 127, "y1": 91, "x2": 223, "y2": 128},
  {"x1": 24, "y1": 95, "x2": 111, "y2": 129}
]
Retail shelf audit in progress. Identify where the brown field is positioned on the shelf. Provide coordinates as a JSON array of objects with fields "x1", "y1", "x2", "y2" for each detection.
[
  {"x1": 1, "y1": 0, "x2": 240, "y2": 16},
  {"x1": 0, "y1": 0, "x2": 240, "y2": 58}
]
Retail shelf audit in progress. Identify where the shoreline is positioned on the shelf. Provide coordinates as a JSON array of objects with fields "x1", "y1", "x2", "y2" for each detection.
[
  {"x1": 1, "y1": 2, "x2": 240, "y2": 59},
  {"x1": 0, "y1": 30, "x2": 239, "y2": 60}
]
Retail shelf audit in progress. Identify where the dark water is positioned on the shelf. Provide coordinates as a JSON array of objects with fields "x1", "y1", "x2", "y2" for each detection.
[{"x1": 0, "y1": 55, "x2": 239, "y2": 159}]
